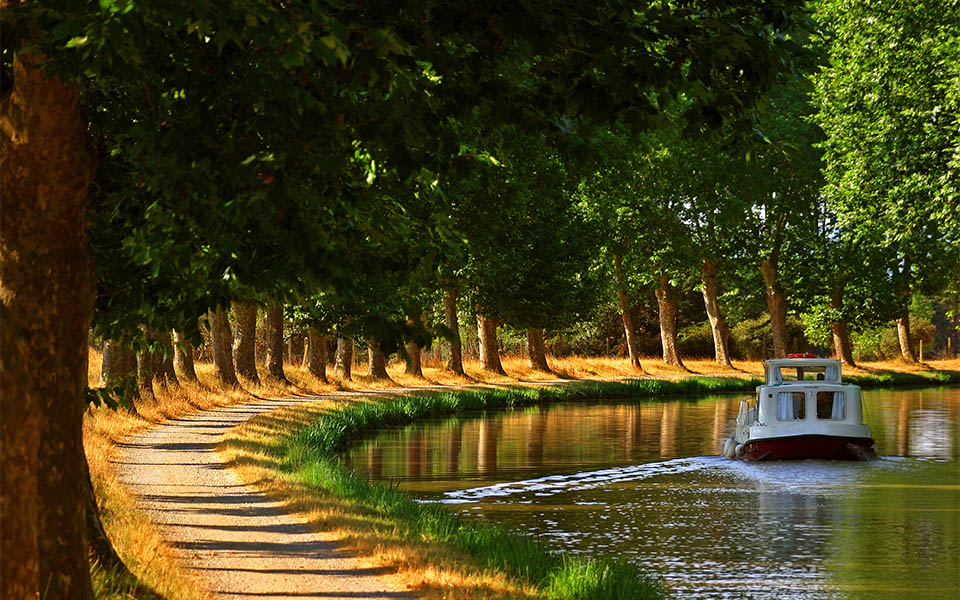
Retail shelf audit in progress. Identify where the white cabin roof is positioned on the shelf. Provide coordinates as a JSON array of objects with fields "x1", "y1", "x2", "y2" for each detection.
[{"x1": 764, "y1": 358, "x2": 842, "y2": 369}]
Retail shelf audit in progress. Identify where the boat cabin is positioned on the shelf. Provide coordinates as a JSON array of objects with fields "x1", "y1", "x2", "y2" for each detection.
[
  {"x1": 727, "y1": 356, "x2": 874, "y2": 460},
  {"x1": 753, "y1": 358, "x2": 861, "y2": 425}
]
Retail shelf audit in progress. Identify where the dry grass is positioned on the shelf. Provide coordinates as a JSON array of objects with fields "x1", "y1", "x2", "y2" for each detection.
[{"x1": 86, "y1": 348, "x2": 959, "y2": 599}]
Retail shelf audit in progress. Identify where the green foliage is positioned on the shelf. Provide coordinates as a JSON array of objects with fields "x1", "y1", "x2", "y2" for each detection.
[
  {"x1": 812, "y1": 0, "x2": 959, "y2": 302},
  {"x1": 729, "y1": 315, "x2": 812, "y2": 359},
  {"x1": 677, "y1": 322, "x2": 717, "y2": 358}
]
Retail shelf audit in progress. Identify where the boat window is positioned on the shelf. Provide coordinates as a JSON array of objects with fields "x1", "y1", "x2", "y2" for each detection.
[
  {"x1": 778, "y1": 366, "x2": 828, "y2": 381},
  {"x1": 816, "y1": 391, "x2": 845, "y2": 420},
  {"x1": 777, "y1": 392, "x2": 806, "y2": 420}
]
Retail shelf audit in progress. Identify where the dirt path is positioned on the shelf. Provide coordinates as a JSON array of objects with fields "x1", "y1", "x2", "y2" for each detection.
[{"x1": 115, "y1": 394, "x2": 421, "y2": 600}]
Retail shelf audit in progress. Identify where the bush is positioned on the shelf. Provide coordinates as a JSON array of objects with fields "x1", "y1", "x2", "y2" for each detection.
[
  {"x1": 729, "y1": 314, "x2": 816, "y2": 360},
  {"x1": 677, "y1": 321, "x2": 716, "y2": 357}
]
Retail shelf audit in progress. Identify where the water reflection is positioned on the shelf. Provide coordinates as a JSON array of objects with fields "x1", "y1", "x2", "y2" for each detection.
[{"x1": 344, "y1": 388, "x2": 960, "y2": 599}]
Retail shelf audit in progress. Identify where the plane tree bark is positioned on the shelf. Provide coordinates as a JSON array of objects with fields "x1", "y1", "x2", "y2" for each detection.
[
  {"x1": 153, "y1": 329, "x2": 179, "y2": 388},
  {"x1": 305, "y1": 329, "x2": 328, "y2": 382},
  {"x1": 1, "y1": 49, "x2": 97, "y2": 600},
  {"x1": 614, "y1": 253, "x2": 643, "y2": 371},
  {"x1": 231, "y1": 301, "x2": 260, "y2": 383},
  {"x1": 527, "y1": 329, "x2": 550, "y2": 372},
  {"x1": 209, "y1": 306, "x2": 239, "y2": 387},
  {"x1": 828, "y1": 283, "x2": 857, "y2": 366},
  {"x1": 173, "y1": 329, "x2": 198, "y2": 382},
  {"x1": 700, "y1": 259, "x2": 733, "y2": 367},
  {"x1": 368, "y1": 339, "x2": 391, "y2": 380},
  {"x1": 264, "y1": 303, "x2": 289, "y2": 382},
  {"x1": 334, "y1": 336, "x2": 354, "y2": 380},
  {"x1": 100, "y1": 339, "x2": 139, "y2": 412},
  {"x1": 895, "y1": 260, "x2": 917, "y2": 362},
  {"x1": 477, "y1": 314, "x2": 506, "y2": 375},
  {"x1": 405, "y1": 340, "x2": 423, "y2": 377},
  {"x1": 443, "y1": 289, "x2": 465, "y2": 375},
  {"x1": 655, "y1": 275, "x2": 685, "y2": 367}
]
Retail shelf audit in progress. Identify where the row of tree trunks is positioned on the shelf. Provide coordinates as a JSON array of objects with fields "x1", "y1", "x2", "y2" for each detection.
[
  {"x1": 655, "y1": 274, "x2": 685, "y2": 368},
  {"x1": 614, "y1": 253, "x2": 643, "y2": 371},
  {"x1": 700, "y1": 259, "x2": 732, "y2": 367},
  {"x1": 443, "y1": 289, "x2": 465, "y2": 375},
  {"x1": 232, "y1": 301, "x2": 260, "y2": 383},
  {"x1": 1, "y1": 50, "x2": 98, "y2": 599},
  {"x1": 477, "y1": 313, "x2": 506, "y2": 375}
]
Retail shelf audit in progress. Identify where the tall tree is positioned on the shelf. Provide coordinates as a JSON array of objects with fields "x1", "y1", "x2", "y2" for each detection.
[
  {"x1": 1, "y1": 50, "x2": 97, "y2": 600},
  {"x1": 813, "y1": 0, "x2": 959, "y2": 362}
]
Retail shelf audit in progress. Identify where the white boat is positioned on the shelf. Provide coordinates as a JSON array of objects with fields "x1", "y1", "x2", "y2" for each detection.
[{"x1": 723, "y1": 355, "x2": 875, "y2": 461}]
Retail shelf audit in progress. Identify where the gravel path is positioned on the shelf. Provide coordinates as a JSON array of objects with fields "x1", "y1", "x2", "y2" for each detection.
[{"x1": 115, "y1": 394, "x2": 419, "y2": 600}]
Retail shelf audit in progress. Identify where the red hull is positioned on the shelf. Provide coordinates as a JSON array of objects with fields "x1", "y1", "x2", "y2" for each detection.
[{"x1": 743, "y1": 435, "x2": 875, "y2": 461}]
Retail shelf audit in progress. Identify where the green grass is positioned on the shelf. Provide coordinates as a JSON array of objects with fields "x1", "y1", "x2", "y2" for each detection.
[
  {"x1": 845, "y1": 370, "x2": 960, "y2": 387},
  {"x1": 283, "y1": 371, "x2": 959, "y2": 600}
]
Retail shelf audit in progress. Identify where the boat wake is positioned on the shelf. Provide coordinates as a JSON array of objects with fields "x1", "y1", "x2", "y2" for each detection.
[{"x1": 438, "y1": 457, "x2": 719, "y2": 503}]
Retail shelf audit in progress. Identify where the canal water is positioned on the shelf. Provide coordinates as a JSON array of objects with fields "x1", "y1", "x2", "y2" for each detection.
[{"x1": 342, "y1": 387, "x2": 960, "y2": 599}]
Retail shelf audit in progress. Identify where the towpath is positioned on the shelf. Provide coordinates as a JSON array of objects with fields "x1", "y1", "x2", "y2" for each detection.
[{"x1": 115, "y1": 392, "x2": 427, "y2": 600}]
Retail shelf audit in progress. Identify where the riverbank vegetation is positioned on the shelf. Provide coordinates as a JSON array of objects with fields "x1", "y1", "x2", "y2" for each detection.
[{"x1": 5, "y1": 0, "x2": 959, "y2": 598}]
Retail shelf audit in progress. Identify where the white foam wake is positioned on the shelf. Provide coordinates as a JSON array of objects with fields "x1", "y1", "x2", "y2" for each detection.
[{"x1": 439, "y1": 457, "x2": 715, "y2": 503}]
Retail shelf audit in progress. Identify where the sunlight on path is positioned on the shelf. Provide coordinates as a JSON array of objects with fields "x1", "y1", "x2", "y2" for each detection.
[{"x1": 115, "y1": 396, "x2": 417, "y2": 600}]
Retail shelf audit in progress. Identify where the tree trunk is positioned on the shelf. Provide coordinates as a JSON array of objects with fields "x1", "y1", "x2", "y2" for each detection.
[
  {"x1": 209, "y1": 306, "x2": 239, "y2": 387},
  {"x1": 655, "y1": 275, "x2": 685, "y2": 367},
  {"x1": 405, "y1": 340, "x2": 423, "y2": 377},
  {"x1": 443, "y1": 290, "x2": 465, "y2": 375},
  {"x1": 367, "y1": 340, "x2": 391, "y2": 380},
  {"x1": 614, "y1": 253, "x2": 642, "y2": 371},
  {"x1": 1, "y1": 50, "x2": 97, "y2": 600},
  {"x1": 700, "y1": 259, "x2": 733, "y2": 367},
  {"x1": 897, "y1": 312, "x2": 917, "y2": 363},
  {"x1": 173, "y1": 330, "x2": 198, "y2": 382},
  {"x1": 895, "y1": 262, "x2": 917, "y2": 363},
  {"x1": 152, "y1": 330, "x2": 179, "y2": 388},
  {"x1": 305, "y1": 329, "x2": 328, "y2": 382},
  {"x1": 231, "y1": 301, "x2": 260, "y2": 383},
  {"x1": 136, "y1": 346, "x2": 157, "y2": 403},
  {"x1": 264, "y1": 303, "x2": 288, "y2": 382},
  {"x1": 760, "y1": 258, "x2": 788, "y2": 358},
  {"x1": 829, "y1": 284, "x2": 857, "y2": 367},
  {"x1": 527, "y1": 329, "x2": 551, "y2": 372},
  {"x1": 334, "y1": 336, "x2": 354, "y2": 380},
  {"x1": 100, "y1": 340, "x2": 139, "y2": 412},
  {"x1": 477, "y1": 314, "x2": 506, "y2": 375}
]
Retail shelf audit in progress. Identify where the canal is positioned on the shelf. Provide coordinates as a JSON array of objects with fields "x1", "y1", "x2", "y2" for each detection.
[{"x1": 342, "y1": 387, "x2": 960, "y2": 599}]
